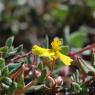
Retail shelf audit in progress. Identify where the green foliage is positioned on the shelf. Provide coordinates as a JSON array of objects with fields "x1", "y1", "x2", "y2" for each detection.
[
  {"x1": 0, "y1": 0, "x2": 95, "y2": 94},
  {"x1": 0, "y1": 47, "x2": 8, "y2": 53},
  {"x1": 86, "y1": 0, "x2": 95, "y2": 10},
  {"x1": 14, "y1": 45, "x2": 23, "y2": 54},
  {"x1": 49, "y1": 7, "x2": 67, "y2": 22},
  {"x1": 68, "y1": 32, "x2": 86, "y2": 48},
  {"x1": 5, "y1": 36, "x2": 14, "y2": 48},
  {"x1": 2, "y1": 67, "x2": 9, "y2": 77},
  {"x1": 78, "y1": 57, "x2": 95, "y2": 74},
  {"x1": 37, "y1": 63, "x2": 43, "y2": 71},
  {"x1": 0, "y1": 58, "x2": 5, "y2": 69},
  {"x1": 38, "y1": 68, "x2": 47, "y2": 84},
  {"x1": 8, "y1": 62, "x2": 24, "y2": 74},
  {"x1": 60, "y1": 46, "x2": 69, "y2": 55},
  {"x1": 17, "y1": 73, "x2": 25, "y2": 89},
  {"x1": 1, "y1": 36, "x2": 95, "y2": 95},
  {"x1": 43, "y1": 7, "x2": 67, "y2": 23}
]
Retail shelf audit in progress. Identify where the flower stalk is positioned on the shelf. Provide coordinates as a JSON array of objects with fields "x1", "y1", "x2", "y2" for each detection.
[{"x1": 70, "y1": 44, "x2": 95, "y2": 56}]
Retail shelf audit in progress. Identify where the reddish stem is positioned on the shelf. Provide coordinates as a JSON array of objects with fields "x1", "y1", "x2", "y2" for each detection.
[
  {"x1": 11, "y1": 51, "x2": 32, "y2": 62},
  {"x1": 11, "y1": 54, "x2": 37, "y2": 78},
  {"x1": 33, "y1": 54, "x2": 36, "y2": 65},
  {"x1": 71, "y1": 44, "x2": 95, "y2": 56},
  {"x1": 11, "y1": 67, "x2": 23, "y2": 80},
  {"x1": 23, "y1": 54, "x2": 37, "y2": 77}
]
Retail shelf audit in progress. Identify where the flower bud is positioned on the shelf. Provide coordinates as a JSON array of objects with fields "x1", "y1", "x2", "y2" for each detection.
[
  {"x1": 35, "y1": 70, "x2": 41, "y2": 78},
  {"x1": 55, "y1": 76, "x2": 63, "y2": 86}
]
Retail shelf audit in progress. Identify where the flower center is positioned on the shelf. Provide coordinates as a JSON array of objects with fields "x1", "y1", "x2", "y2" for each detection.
[{"x1": 51, "y1": 38, "x2": 62, "y2": 51}]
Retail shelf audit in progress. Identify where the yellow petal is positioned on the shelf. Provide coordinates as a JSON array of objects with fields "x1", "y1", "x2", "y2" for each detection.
[
  {"x1": 51, "y1": 38, "x2": 62, "y2": 51},
  {"x1": 40, "y1": 51, "x2": 54, "y2": 60},
  {"x1": 32, "y1": 45, "x2": 48, "y2": 55},
  {"x1": 56, "y1": 52, "x2": 73, "y2": 65},
  {"x1": 32, "y1": 45, "x2": 54, "y2": 60}
]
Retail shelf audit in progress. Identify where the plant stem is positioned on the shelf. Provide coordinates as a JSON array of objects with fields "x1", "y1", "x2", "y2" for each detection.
[
  {"x1": 13, "y1": 80, "x2": 37, "y2": 95},
  {"x1": 11, "y1": 68, "x2": 23, "y2": 80},
  {"x1": 11, "y1": 51, "x2": 32, "y2": 62},
  {"x1": 24, "y1": 81, "x2": 34, "y2": 89},
  {"x1": 72, "y1": 44, "x2": 95, "y2": 56},
  {"x1": 33, "y1": 54, "x2": 36, "y2": 65}
]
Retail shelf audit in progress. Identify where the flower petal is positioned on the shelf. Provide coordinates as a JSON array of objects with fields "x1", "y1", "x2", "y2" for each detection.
[
  {"x1": 57, "y1": 52, "x2": 73, "y2": 65},
  {"x1": 51, "y1": 38, "x2": 62, "y2": 51},
  {"x1": 32, "y1": 45, "x2": 48, "y2": 55},
  {"x1": 32, "y1": 45, "x2": 54, "y2": 60}
]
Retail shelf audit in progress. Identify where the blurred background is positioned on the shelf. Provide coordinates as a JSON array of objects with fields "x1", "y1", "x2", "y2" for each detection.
[{"x1": 0, "y1": 0, "x2": 95, "y2": 51}]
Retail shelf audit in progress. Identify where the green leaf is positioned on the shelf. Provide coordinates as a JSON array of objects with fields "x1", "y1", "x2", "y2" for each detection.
[
  {"x1": 38, "y1": 69, "x2": 47, "y2": 84},
  {"x1": 14, "y1": 45, "x2": 23, "y2": 54},
  {"x1": 50, "y1": 7, "x2": 67, "y2": 22},
  {"x1": 2, "y1": 67, "x2": 9, "y2": 76},
  {"x1": 68, "y1": 32, "x2": 86, "y2": 48},
  {"x1": 0, "y1": 70, "x2": 1, "y2": 76},
  {"x1": 10, "y1": 81, "x2": 17, "y2": 89},
  {"x1": 86, "y1": 0, "x2": 95, "y2": 10},
  {"x1": 91, "y1": 50, "x2": 95, "y2": 67},
  {"x1": 44, "y1": 7, "x2": 67, "y2": 22},
  {"x1": 72, "y1": 82, "x2": 82, "y2": 93},
  {"x1": 5, "y1": 45, "x2": 23, "y2": 57},
  {"x1": 5, "y1": 48, "x2": 16, "y2": 58},
  {"x1": 48, "y1": 0, "x2": 56, "y2": 3},
  {"x1": 5, "y1": 36, "x2": 14, "y2": 48},
  {"x1": 45, "y1": 35, "x2": 49, "y2": 48},
  {"x1": 56, "y1": 60, "x2": 64, "y2": 68},
  {"x1": 0, "y1": 58, "x2": 5, "y2": 69},
  {"x1": 78, "y1": 57, "x2": 95, "y2": 74},
  {"x1": 7, "y1": 81, "x2": 17, "y2": 95},
  {"x1": 26, "y1": 84, "x2": 50, "y2": 94},
  {"x1": 2, "y1": 77, "x2": 12, "y2": 86},
  {"x1": 8, "y1": 62, "x2": 24, "y2": 74},
  {"x1": 60, "y1": 46, "x2": 69, "y2": 55},
  {"x1": 17, "y1": 73, "x2": 24, "y2": 89},
  {"x1": 71, "y1": 70, "x2": 80, "y2": 83},
  {"x1": 37, "y1": 63, "x2": 43, "y2": 71},
  {"x1": 1, "y1": 83, "x2": 10, "y2": 89},
  {"x1": 0, "y1": 47, "x2": 8, "y2": 53}
]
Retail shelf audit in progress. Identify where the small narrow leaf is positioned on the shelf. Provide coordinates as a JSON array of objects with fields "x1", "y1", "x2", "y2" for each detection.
[
  {"x1": 38, "y1": 68, "x2": 47, "y2": 83},
  {"x1": 5, "y1": 36, "x2": 14, "y2": 48},
  {"x1": 8, "y1": 62, "x2": 24, "y2": 74},
  {"x1": 2, "y1": 77, "x2": 12, "y2": 86},
  {"x1": 0, "y1": 47, "x2": 8, "y2": 53},
  {"x1": 15, "y1": 45, "x2": 23, "y2": 54},
  {"x1": 78, "y1": 57, "x2": 95, "y2": 74},
  {"x1": 17, "y1": 73, "x2": 24, "y2": 89},
  {"x1": 2, "y1": 67, "x2": 9, "y2": 76},
  {"x1": 91, "y1": 50, "x2": 95, "y2": 67},
  {"x1": 0, "y1": 58, "x2": 5, "y2": 69},
  {"x1": 37, "y1": 63, "x2": 43, "y2": 71},
  {"x1": 1, "y1": 83, "x2": 10, "y2": 89}
]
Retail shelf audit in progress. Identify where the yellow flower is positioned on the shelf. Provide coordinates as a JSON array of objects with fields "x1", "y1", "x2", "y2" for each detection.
[
  {"x1": 32, "y1": 45, "x2": 54, "y2": 60},
  {"x1": 32, "y1": 38, "x2": 73, "y2": 65},
  {"x1": 51, "y1": 38, "x2": 62, "y2": 51}
]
